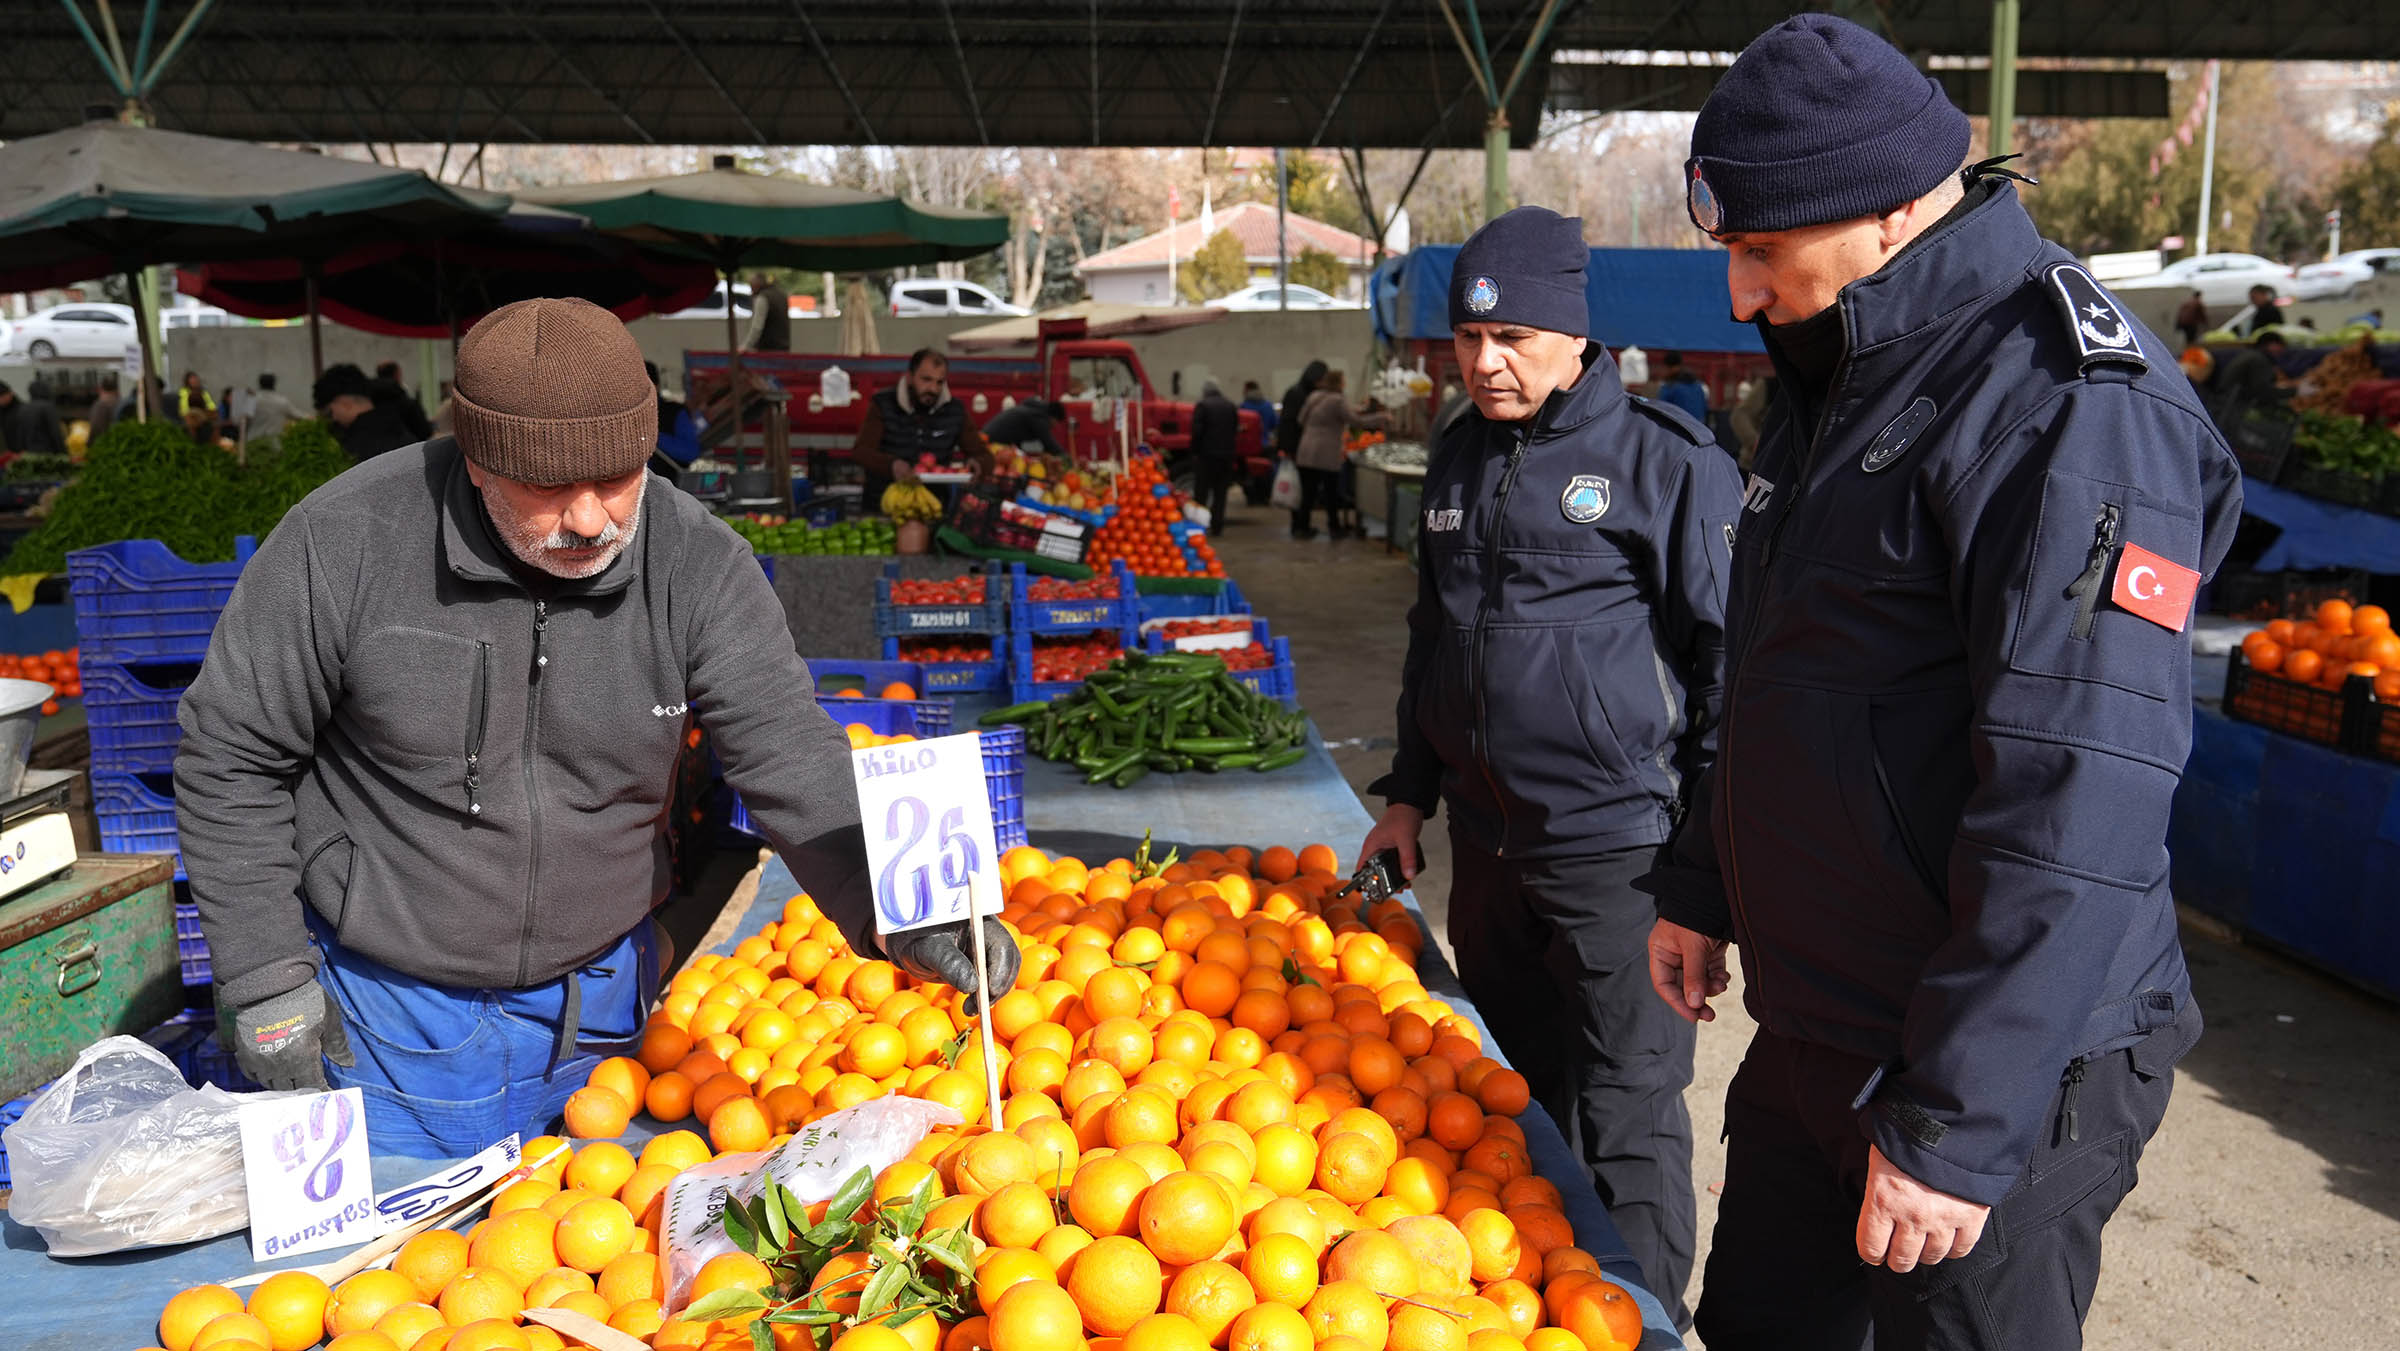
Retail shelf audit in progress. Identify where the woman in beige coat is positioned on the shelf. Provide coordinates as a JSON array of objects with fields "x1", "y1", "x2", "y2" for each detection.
[{"x1": 1291, "y1": 368, "x2": 1388, "y2": 538}]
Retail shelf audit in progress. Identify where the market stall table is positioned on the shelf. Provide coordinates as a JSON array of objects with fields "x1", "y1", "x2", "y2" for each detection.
[{"x1": 0, "y1": 709, "x2": 1687, "y2": 1350}]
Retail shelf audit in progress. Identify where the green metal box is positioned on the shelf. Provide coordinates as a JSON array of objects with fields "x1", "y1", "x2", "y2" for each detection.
[{"x1": 0, "y1": 854, "x2": 182, "y2": 1100}]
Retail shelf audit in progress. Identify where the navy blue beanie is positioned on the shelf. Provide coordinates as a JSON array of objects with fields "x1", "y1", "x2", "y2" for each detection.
[
  {"x1": 1449, "y1": 206, "x2": 1589, "y2": 337},
  {"x1": 1685, "y1": 14, "x2": 1970, "y2": 235}
]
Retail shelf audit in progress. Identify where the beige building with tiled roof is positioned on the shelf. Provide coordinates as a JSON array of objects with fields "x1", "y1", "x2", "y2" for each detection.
[{"x1": 1075, "y1": 201, "x2": 1377, "y2": 305}]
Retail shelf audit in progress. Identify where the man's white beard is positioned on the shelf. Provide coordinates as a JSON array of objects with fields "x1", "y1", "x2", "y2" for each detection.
[{"x1": 487, "y1": 473, "x2": 646, "y2": 579}]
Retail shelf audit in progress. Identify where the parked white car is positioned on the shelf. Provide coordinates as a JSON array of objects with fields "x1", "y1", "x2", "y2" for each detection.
[
  {"x1": 1206, "y1": 281, "x2": 1353, "y2": 311},
  {"x1": 0, "y1": 302, "x2": 139, "y2": 359},
  {"x1": 162, "y1": 303, "x2": 239, "y2": 330},
  {"x1": 659, "y1": 282, "x2": 816, "y2": 322},
  {"x1": 2290, "y1": 248, "x2": 2400, "y2": 302},
  {"x1": 2109, "y1": 253, "x2": 2296, "y2": 308},
  {"x1": 888, "y1": 279, "x2": 1027, "y2": 318}
]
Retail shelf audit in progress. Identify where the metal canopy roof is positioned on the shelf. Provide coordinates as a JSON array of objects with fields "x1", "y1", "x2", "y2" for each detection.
[{"x1": 4, "y1": 3, "x2": 2390, "y2": 149}]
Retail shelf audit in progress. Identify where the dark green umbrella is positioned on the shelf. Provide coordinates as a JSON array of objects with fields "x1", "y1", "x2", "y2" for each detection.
[
  {"x1": 521, "y1": 161, "x2": 1010, "y2": 467},
  {"x1": 0, "y1": 119, "x2": 508, "y2": 392}
]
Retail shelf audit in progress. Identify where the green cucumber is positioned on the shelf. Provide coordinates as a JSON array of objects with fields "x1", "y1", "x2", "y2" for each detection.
[{"x1": 1254, "y1": 747, "x2": 1307, "y2": 772}]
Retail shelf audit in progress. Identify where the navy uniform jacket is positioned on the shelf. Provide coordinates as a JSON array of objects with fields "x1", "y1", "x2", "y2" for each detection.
[
  {"x1": 1373, "y1": 350, "x2": 1743, "y2": 858},
  {"x1": 1644, "y1": 184, "x2": 2244, "y2": 1206}
]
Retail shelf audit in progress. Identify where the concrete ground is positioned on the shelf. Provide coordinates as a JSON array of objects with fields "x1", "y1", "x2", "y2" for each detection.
[{"x1": 1205, "y1": 497, "x2": 2400, "y2": 1349}]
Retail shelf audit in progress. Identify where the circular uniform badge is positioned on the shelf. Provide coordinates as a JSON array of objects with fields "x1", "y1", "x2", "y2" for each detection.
[
  {"x1": 1688, "y1": 164, "x2": 1723, "y2": 233},
  {"x1": 1464, "y1": 276, "x2": 1500, "y2": 315}
]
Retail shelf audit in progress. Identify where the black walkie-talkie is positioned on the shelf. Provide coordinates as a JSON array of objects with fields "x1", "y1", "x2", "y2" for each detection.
[{"x1": 1334, "y1": 848, "x2": 1408, "y2": 904}]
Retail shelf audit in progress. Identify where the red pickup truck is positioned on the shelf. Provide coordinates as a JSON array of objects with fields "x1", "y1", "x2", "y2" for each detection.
[{"x1": 682, "y1": 317, "x2": 1269, "y2": 492}]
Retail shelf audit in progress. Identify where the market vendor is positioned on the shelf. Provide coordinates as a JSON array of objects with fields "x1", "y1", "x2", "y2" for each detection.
[
  {"x1": 1643, "y1": 17, "x2": 2240, "y2": 1347},
  {"x1": 1359, "y1": 205, "x2": 1741, "y2": 1329},
  {"x1": 174, "y1": 298, "x2": 1018, "y2": 1157},
  {"x1": 851, "y1": 348, "x2": 995, "y2": 503}
]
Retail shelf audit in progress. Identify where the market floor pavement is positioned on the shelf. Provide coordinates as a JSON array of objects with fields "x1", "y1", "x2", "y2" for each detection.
[{"x1": 1201, "y1": 497, "x2": 2400, "y2": 1350}]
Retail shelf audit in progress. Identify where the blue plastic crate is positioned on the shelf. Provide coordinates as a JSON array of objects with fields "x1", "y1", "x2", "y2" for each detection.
[
  {"x1": 174, "y1": 902, "x2": 210, "y2": 986},
  {"x1": 807, "y1": 657, "x2": 925, "y2": 698},
  {"x1": 81, "y1": 659, "x2": 200, "y2": 775},
  {"x1": 1231, "y1": 638, "x2": 1298, "y2": 707},
  {"x1": 758, "y1": 554, "x2": 776, "y2": 584},
  {"x1": 874, "y1": 565, "x2": 1008, "y2": 638},
  {"x1": 980, "y1": 726, "x2": 1028, "y2": 851},
  {"x1": 882, "y1": 635, "x2": 1006, "y2": 694},
  {"x1": 1014, "y1": 496, "x2": 1116, "y2": 529},
  {"x1": 66, "y1": 537, "x2": 256, "y2": 663},
  {"x1": 1009, "y1": 561, "x2": 1136, "y2": 640},
  {"x1": 1134, "y1": 577, "x2": 1240, "y2": 623},
  {"x1": 1006, "y1": 675, "x2": 1089, "y2": 705},
  {"x1": 728, "y1": 700, "x2": 944, "y2": 838},
  {"x1": 92, "y1": 770, "x2": 183, "y2": 880},
  {"x1": 1, "y1": 1087, "x2": 38, "y2": 1188}
]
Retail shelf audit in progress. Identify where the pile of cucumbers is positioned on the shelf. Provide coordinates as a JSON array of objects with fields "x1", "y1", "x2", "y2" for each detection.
[{"x1": 977, "y1": 651, "x2": 1310, "y2": 788}]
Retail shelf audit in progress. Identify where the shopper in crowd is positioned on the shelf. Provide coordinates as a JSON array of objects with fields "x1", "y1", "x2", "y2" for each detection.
[
  {"x1": 2345, "y1": 307, "x2": 2383, "y2": 330},
  {"x1": 2174, "y1": 290, "x2": 2210, "y2": 347},
  {"x1": 1186, "y1": 380, "x2": 1240, "y2": 529},
  {"x1": 1726, "y1": 375, "x2": 1770, "y2": 470},
  {"x1": 1274, "y1": 359, "x2": 1324, "y2": 463},
  {"x1": 248, "y1": 372, "x2": 297, "y2": 442},
  {"x1": 747, "y1": 272, "x2": 792, "y2": 352},
  {"x1": 851, "y1": 348, "x2": 993, "y2": 504},
  {"x1": 1238, "y1": 379, "x2": 1279, "y2": 445},
  {"x1": 0, "y1": 379, "x2": 69, "y2": 456},
  {"x1": 432, "y1": 379, "x2": 458, "y2": 438},
  {"x1": 984, "y1": 396, "x2": 1068, "y2": 457},
  {"x1": 1290, "y1": 369, "x2": 1384, "y2": 539},
  {"x1": 176, "y1": 298, "x2": 1016, "y2": 1157},
  {"x1": 1647, "y1": 17, "x2": 2238, "y2": 1347},
  {"x1": 313, "y1": 363, "x2": 421, "y2": 463},
  {"x1": 2237, "y1": 283, "x2": 2285, "y2": 336},
  {"x1": 1361, "y1": 207, "x2": 1739, "y2": 1328},
  {"x1": 2210, "y1": 331, "x2": 2292, "y2": 414},
  {"x1": 174, "y1": 371, "x2": 219, "y2": 443},
  {"x1": 372, "y1": 359, "x2": 436, "y2": 443},
  {"x1": 86, "y1": 371, "x2": 121, "y2": 443},
  {"x1": 1654, "y1": 350, "x2": 1713, "y2": 424}
]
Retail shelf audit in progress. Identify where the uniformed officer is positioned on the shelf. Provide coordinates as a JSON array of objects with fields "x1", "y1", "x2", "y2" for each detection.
[
  {"x1": 1641, "y1": 17, "x2": 2243, "y2": 1348},
  {"x1": 1361, "y1": 206, "x2": 1741, "y2": 1326}
]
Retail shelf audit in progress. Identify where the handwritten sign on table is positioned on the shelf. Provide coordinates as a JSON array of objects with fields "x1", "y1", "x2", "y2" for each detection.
[
  {"x1": 373, "y1": 1135, "x2": 521, "y2": 1227},
  {"x1": 239, "y1": 1087, "x2": 388, "y2": 1262},
  {"x1": 853, "y1": 731, "x2": 1003, "y2": 936}
]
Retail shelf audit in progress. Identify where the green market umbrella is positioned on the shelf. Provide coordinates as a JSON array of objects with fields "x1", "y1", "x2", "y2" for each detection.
[
  {"x1": 521, "y1": 161, "x2": 1010, "y2": 455},
  {"x1": 0, "y1": 119, "x2": 508, "y2": 391}
]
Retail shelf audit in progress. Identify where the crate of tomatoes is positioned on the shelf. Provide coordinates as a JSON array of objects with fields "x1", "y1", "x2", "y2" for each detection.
[
  {"x1": 1009, "y1": 631, "x2": 1136, "y2": 704},
  {"x1": 2227, "y1": 599, "x2": 2399, "y2": 751},
  {"x1": 1009, "y1": 560, "x2": 1137, "y2": 641},
  {"x1": 873, "y1": 563, "x2": 1007, "y2": 638},
  {"x1": 880, "y1": 635, "x2": 1007, "y2": 694},
  {"x1": 1, "y1": 648, "x2": 82, "y2": 715}
]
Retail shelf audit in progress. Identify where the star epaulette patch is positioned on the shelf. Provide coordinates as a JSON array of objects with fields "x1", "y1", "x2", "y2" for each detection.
[{"x1": 2044, "y1": 262, "x2": 2149, "y2": 374}]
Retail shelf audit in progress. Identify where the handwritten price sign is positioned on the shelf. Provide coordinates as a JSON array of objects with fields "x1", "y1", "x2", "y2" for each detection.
[
  {"x1": 853, "y1": 731, "x2": 1003, "y2": 936},
  {"x1": 239, "y1": 1087, "x2": 389, "y2": 1262}
]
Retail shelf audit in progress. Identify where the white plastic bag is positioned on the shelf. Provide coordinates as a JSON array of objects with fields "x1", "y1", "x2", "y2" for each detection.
[
  {"x1": 1269, "y1": 458, "x2": 1302, "y2": 510},
  {"x1": 659, "y1": 1095, "x2": 962, "y2": 1312},
  {"x1": 821, "y1": 364, "x2": 853, "y2": 407},
  {"x1": 3, "y1": 1035, "x2": 294, "y2": 1256}
]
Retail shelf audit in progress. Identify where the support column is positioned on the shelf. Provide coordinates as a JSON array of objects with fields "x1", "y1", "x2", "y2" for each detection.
[
  {"x1": 1484, "y1": 115, "x2": 1511, "y2": 223},
  {"x1": 1988, "y1": 0, "x2": 2020, "y2": 158}
]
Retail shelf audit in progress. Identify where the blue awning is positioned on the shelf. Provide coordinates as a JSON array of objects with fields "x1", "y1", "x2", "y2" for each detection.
[{"x1": 1373, "y1": 245, "x2": 1763, "y2": 355}]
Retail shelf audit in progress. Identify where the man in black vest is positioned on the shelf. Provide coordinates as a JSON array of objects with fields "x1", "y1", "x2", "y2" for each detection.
[{"x1": 851, "y1": 349, "x2": 993, "y2": 504}]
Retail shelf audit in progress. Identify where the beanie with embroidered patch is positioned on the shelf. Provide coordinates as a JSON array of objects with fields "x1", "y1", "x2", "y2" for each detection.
[{"x1": 1449, "y1": 206, "x2": 1590, "y2": 337}]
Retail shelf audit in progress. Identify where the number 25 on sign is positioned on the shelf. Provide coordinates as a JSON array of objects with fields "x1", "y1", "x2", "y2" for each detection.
[{"x1": 853, "y1": 731, "x2": 1003, "y2": 935}]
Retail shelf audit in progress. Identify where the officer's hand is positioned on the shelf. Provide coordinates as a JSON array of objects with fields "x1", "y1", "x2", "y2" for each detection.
[
  {"x1": 229, "y1": 979, "x2": 354, "y2": 1092},
  {"x1": 1856, "y1": 1145, "x2": 1990, "y2": 1273},
  {"x1": 892, "y1": 459, "x2": 920, "y2": 483},
  {"x1": 1647, "y1": 918, "x2": 1729, "y2": 1023},
  {"x1": 1358, "y1": 804, "x2": 1425, "y2": 880},
  {"x1": 882, "y1": 917, "x2": 1021, "y2": 1015}
]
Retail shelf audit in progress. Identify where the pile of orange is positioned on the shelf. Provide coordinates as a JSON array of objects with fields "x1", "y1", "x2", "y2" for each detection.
[
  {"x1": 147, "y1": 840, "x2": 1640, "y2": 1351},
  {"x1": 828, "y1": 682, "x2": 923, "y2": 702},
  {"x1": 1086, "y1": 457, "x2": 1224, "y2": 579},
  {"x1": 2241, "y1": 599, "x2": 2400, "y2": 700}
]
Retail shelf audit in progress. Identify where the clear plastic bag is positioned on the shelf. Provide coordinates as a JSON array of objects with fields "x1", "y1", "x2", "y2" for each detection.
[
  {"x1": 2, "y1": 1035, "x2": 294, "y2": 1256},
  {"x1": 659, "y1": 1094, "x2": 962, "y2": 1312}
]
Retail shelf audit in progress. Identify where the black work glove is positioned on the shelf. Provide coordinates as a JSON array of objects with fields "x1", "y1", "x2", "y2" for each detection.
[
  {"x1": 230, "y1": 979, "x2": 355, "y2": 1091},
  {"x1": 882, "y1": 918, "x2": 1021, "y2": 1015}
]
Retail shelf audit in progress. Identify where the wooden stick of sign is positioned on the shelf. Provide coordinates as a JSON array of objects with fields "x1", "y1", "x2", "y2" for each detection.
[{"x1": 220, "y1": 1141, "x2": 570, "y2": 1290}]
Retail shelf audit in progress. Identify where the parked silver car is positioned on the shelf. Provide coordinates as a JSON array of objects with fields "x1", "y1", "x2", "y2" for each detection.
[
  {"x1": 0, "y1": 302, "x2": 139, "y2": 360},
  {"x1": 2109, "y1": 253, "x2": 2296, "y2": 308},
  {"x1": 2291, "y1": 248, "x2": 2400, "y2": 302}
]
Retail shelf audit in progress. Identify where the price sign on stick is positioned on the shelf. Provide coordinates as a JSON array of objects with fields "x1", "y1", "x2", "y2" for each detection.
[
  {"x1": 854, "y1": 731, "x2": 1004, "y2": 936},
  {"x1": 854, "y1": 730, "x2": 1007, "y2": 1108},
  {"x1": 239, "y1": 1087, "x2": 388, "y2": 1263}
]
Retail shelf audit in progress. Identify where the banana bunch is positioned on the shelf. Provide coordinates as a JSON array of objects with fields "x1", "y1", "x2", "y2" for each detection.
[{"x1": 881, "y1": 480, "x2": 945, "y2": 523}]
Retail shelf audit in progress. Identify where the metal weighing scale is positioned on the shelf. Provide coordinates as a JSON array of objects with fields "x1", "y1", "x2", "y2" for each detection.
[{"x1": 0, "y1": 768, "x2": 78, "y2": 902}]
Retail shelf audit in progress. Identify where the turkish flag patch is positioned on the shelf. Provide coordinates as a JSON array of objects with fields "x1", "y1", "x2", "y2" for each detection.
[{"x1": 2112, "y1": 542, "x2": 2200, "y2": 632}]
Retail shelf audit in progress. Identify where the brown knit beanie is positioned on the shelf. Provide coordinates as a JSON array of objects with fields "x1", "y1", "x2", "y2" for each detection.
[{"x1": 450, "y1": 298, "x2": 655, "y2": 483}]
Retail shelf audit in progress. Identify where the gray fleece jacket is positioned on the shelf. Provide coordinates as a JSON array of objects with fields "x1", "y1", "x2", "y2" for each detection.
[{"x1": 176, "y1": 438, "x2": 875, "y2": 1007}]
